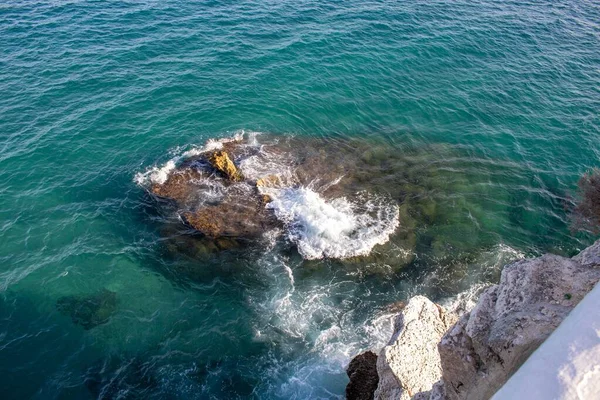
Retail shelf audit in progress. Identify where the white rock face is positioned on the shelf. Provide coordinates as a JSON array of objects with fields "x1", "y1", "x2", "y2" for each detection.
[
  {"x1": 375, "y1": 296, "x2": 457, "y2": 400},
  {"x1": 492, "y1": 282, "x2": 600, "y2": 400},
  {"x1": 439, "y1": 244, "x2": 600, "y2": 400},
  {"x1": 372, "y1": 240, "x2": 600, "y2": 400}
]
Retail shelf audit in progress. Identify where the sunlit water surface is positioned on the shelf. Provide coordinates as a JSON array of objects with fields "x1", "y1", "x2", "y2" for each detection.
[{"x1": 1, "y1": 1, "x2": 599, "y2": 398}]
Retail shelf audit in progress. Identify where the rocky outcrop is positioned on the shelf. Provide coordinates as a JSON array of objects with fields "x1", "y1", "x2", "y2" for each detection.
[
  {"x1": 149, "y1": 147, "x2": 277, "y2": 240},
  {"x1": 365, "y1": 240, "x2": 600, "y2": 400},
  {"x1": 374, "y1": 296, "x2": 457, "y2": 400},
  {"x1": 439, "y1": 244, "x2": 600, "y2": 400},
  {"x1": 181, "y1": 193, "x2": 280, "y2": 238},
  {"x1": 209, "y1": 150, "x2": 243, "y2": 181},
  {"x1": 143, "y1": 134, "x2": 421, "y2": 265},
  {"x1": 346, "y1": 351, "x2": 379, "y2": 400},
  {"x1": 492, "y1": 281, "x2": 600, "y2": 399}
]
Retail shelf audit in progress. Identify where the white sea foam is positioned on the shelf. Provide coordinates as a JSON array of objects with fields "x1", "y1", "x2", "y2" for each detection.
[
  {"x1": 133, "y1": 130, "x2": 252, "y2": 186},
  {"x1": 136, "y1": 131, "x2": 400, "y2": 261},
  {"x1": 237, "y1": 144, "x2": 296, "y2": 184},
  {"x1": 249, "y1": 249, "x2": 399, "y2": 398},
  {"x1": 262, "y1": 187, "x2": 399, "y2": 259}
]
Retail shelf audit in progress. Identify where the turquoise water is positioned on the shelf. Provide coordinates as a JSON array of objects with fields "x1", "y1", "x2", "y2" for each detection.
[{"x1": 1, "y1": 1, "x2": 599, "y2": 398}]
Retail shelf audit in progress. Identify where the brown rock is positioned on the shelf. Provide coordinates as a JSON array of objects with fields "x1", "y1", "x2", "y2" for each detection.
[
  {"x1": 151, "y1": 168, "x2": 204, "y2": 203},
  {"x1": 209, "y1": 151, "x2": 243, "y2": 181},
  {"x1": 182, "y1": 194, "x2": 279, "y2": 238},
  {"x1": 347, "y1": 351, "x2": 379, "y2": 400},
  {"x1": 182, "y1": 211, "x2": 223, "y2": 237},
  {"x1": 261, "y1": 194, "x2": 272, "y2": 204},
  {"x1": 256, "y1": 175, "x2": 283, "y2": 188}
]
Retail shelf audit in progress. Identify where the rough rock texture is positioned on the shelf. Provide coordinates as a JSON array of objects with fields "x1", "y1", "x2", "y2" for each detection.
[
  {"x1": 492, "y1": 282, "x2": 600, "y2": 400},
  {"x1": 439, "y1": 244, "x2": 600, "y2": 400},
  {"x1": 370, "y1": 240, "x2": 600, "y2": 400},
  {"x1": 375, "y1": 296, "x2": 458, "y2": 400},
  {"x1": 209, "y1": 150, "x2": 242, "y2": 181},
  {"x1": 255, "y1": 175, "x2": 283, "y2": 188},
  {"x1": 346, "y1": 351, "x2": 380, "y2": 400},
  {"x1": 150, "y1": 167, "x2": 204, "y2": 203},
  {"x1": 182, "y1": 193, "x2": 279, "y2": 238}
]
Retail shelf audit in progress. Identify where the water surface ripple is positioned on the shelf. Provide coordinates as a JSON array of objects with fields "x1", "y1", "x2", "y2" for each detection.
[{"x1": 1, "y1": 1, "x2": 599, "y2": 398}]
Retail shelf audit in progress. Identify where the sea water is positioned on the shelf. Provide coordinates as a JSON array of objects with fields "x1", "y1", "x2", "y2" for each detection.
[{"x1": 1, "y1": 1, "x2": 599, "y2": 398}]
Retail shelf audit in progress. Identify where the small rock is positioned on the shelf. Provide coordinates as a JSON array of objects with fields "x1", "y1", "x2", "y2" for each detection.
[
  {"x1": 347, "y1": 351, "x2": 379, "y2": 400},
  {"x1": 209, "y1": 151, "x2": 242, "y2": 181},
  {"x1": 256, "y1": 175, "x2": 283, "y2": 188}
]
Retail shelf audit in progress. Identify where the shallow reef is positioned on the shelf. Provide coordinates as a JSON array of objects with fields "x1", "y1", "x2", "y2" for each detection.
[{"x1": 56, "y1": 289, "x2": 117, "y2": 330}]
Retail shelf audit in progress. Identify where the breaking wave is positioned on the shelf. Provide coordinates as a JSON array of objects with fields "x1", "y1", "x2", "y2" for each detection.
[
  {"x1": 135, "y1": 132, "x2": 400, "y2": 260},
  {"x1": 262, "y1": 187, "x2": 399, "y2": 259}
]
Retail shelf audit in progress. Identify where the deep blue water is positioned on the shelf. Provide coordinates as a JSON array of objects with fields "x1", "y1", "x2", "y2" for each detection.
[{"x1": 1, "y1": 1, "x2": 599, "y2": 398}]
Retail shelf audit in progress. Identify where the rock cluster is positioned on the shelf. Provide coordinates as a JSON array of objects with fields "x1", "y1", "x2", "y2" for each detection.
[
  {"x1": 150, "y1": 146, "x2": 277, "y2": 241},
  {"x1": 348, "y1": 240, "x2": 600, "y2": 400}
]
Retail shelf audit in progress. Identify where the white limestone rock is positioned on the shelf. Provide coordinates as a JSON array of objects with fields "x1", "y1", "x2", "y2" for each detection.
[
  {"x1": 439, "y1": 242, "x2": 600, "y2": 400},
  {"x1": 370, "y1": 240, "x2": 600, "y2": 400},
  {"x1": 375, "y1": 296, "x2": 457, "y2": 400},
  {"x1": 492, "y1": 282, "x2": 600, "y2": 400}
]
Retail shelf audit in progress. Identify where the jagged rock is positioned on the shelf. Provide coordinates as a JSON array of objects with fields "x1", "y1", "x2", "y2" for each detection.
[
  {"x1": 367, "y1": 241, "x2": 600, "y2": 400},
  {"x1": 375, "y1": 296, "x2": 457, "y2": 400},
  {"x1": 346, "y1": 351, "x2": 380, "y2": 400},
  {"x1": 209, "y1": 150, "x2": 242, "y2": 181},
  {"x1": 256, "y1": 175, "x2": 284, "y2": 204},
  {"x1": 57, "y1": 289, "x2": 117, "y2": 330},
  {"x1": 438, "y1": 244, "x2": 600, "y2": 400}
]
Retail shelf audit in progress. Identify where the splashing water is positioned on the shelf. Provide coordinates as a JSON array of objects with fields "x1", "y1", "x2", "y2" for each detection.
[{"x1": 263, "y1": 187, "x2": 399, "y2": 259}]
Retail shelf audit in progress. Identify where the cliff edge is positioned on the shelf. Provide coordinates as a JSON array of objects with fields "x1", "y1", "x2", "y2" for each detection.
[{"x1": 348, "y1": 240, "x2": 600, "y2": 400}]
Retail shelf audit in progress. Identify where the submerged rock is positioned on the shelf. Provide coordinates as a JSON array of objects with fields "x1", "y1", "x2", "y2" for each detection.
[
  {"x1": 56, "y1": 288, "x2": 117, "y2": 330},
  {"x1": 142, "y1": 134, "x2": 405, "y2": 260},
  {"x1": 347, "y1": 351, "x2": 380, "y2": 400},
  {"x1": 142, "y1": 133, "x2": 515, "y2": 264},
  {"x1": 182, "y1": 191, "x2": 280, "y2": 238},
  {"x1": 151, "y1": 167, "x2": 204, "y2": 203}
]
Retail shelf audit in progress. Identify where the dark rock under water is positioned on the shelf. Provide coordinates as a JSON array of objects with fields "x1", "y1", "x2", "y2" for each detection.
[
  {"x1": 137, "y1": 132, "x2": 544, "y2": 285},
  {"x1": 56, "y1": 289, "x2": 117, "y2": 330},
  {"x1": 142, "y1": 134, "x2": 412, "y2": 263}
]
